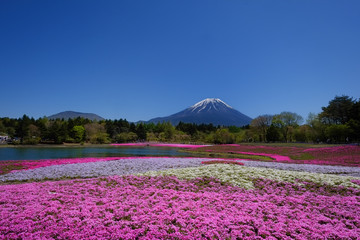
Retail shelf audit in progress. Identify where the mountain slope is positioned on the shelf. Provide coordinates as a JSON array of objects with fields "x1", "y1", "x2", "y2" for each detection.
[
  {"x1": 48, "y1": 111, "x2": 105, "y2": 121},
  {"x1": 148, "y1": 98, "x2": 252, "y2": 126}
]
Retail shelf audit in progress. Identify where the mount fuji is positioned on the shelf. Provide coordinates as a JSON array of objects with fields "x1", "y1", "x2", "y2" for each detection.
[{"x1": 147, "y1": 98, "x2": 252, "y2": 127}]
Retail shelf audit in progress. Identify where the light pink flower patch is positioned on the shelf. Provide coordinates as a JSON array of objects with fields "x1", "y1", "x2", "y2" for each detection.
[
  {"x1": 9, "y1": 157, "x2": 242, "y2": 173},
  {"x1": 10, "y1": 157, "x2": 165, "y2": 173}
]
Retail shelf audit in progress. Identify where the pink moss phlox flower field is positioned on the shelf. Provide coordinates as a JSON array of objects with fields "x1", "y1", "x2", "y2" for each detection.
[
  {"x1": 1, "y1": 144, "x2": 360, "y2": 239},
  {"x1": 7, "y1": 157, "x2": 178, "y2": 173},
  {"x1": 195, "y1": 144, "x2": 360, "y2": 167},
  {"x1": 110, "y1": 143, "x2": 210, "y2": 149},
  {"x1": 8, "y1": 157, "x2": 121, "y2": 172},
  {"x1": 6, "y1": 157, "x2": 242, "y2": 174},
  {"x1": 1, "y1": 175, "x2": 360, "y2": 239}
]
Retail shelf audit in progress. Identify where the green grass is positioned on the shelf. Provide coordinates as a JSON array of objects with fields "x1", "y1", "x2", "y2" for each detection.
[
  {"x1": 0, "y1": 163, "x2": 25, "y2": 175},
  {"x1": 181, "y1": 150, "x2": 273, "y2": 161},
  {"x1": 237, "y1": 142, "x2": 340, "y2": 148}
]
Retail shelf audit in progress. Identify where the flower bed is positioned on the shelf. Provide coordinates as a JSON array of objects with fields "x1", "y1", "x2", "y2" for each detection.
[
  {"x1": 240, "y1": 160, "x2": 360, "y2": 177},
  {"x1": 191, "y1": 144, "x2": 360, "y2": 167},
  {"x1": 0, "y1": 157, "x2": 237, "y2": 182},
  {"x1": 141, "y1": 164, "x2": 360, "y2": 189},
  {"x1": 2, "y1": 154, "x2": 360, "y2": 239},
  {"x1": 2, "y1": 156, "x2": 215, "y2": 174},
  {"x1": 2, "y1": 157, "x2": 360, "y2": 183},
  {"x1": 1, "y1": 174, "x2": 359, "y2": 239},
  {"x1": 5, "y1": 157, "x2": 121, "y2": 173}
]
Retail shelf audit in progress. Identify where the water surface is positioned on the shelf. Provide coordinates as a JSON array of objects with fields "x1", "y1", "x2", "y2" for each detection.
[{"x1": 0, "y1": 146, "x2": 190, "y2": 161}]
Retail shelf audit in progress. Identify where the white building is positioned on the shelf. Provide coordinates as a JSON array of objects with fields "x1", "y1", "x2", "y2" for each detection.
[{"x1": 0, "y1": 135, "x2": 9, "y2": 143}]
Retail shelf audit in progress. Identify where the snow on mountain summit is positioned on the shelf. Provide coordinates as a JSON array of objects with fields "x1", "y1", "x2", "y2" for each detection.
[
  {"x1": 190, "y1": 98, "x2": 233, "y2": 113},
  {"x1": 147, "y1": 98, "x2": 252, "y2": 126}
]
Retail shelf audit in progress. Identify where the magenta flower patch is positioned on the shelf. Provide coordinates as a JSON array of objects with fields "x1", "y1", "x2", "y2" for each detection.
[
  {"x1": 0, "y1": 175, "x2": 359, "y2": 239},
  {"x1": 195, "y1": 145, "x2": 360, "y2": 167}
]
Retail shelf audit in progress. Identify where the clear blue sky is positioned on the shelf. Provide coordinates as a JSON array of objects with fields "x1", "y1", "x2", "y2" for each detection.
[{"x1": 1, "y1": 0, "x2": 359, "y2": 122}]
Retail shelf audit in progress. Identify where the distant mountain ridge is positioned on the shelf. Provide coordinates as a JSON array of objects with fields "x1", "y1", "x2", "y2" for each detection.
[
  {"x1": 147, "y1": 98, "x2": 252, "y2": 127},
  {"x1": 48, "y1": 111, "x2": 105, "y2": 121}
]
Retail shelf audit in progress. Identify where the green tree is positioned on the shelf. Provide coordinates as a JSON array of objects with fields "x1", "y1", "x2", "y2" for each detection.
[
  {"x1": 250, "y1": 114, "x2": 273, "y2": 142},
  {"x1": 234, "y1": 130, "x2": 247, "y2": 143},
  {"x1": 348, "y1": 100, "x2": 360, "y2": 141},
  {"x1": 35, "y1": 117, "x2": 49, "y2": 141},
  {"x1": 319, "y1": 95, "x2": 355, "y2": 125},
  {"x1": 272, "y1": 112, "x2": 303, "y2": 142},
  {"x1": 176, "y1": 122, "x2": 197, "y2": 136},
  {"x1": 347, "y1": 119, "x2": 360, "y2": 142},
  {"x1": 0, "y1": 120, "x2": 6, "y2": 135},
  {"x1": 16, "y1": 115, "x2": 32, "y2": 142},
  {"x1": 129, "y1": 123, "x2": 136, "y2": 133},
  {"x1": 306, "y1": 113, "x2": 326, "y2": 142},
  {"x1": 47, "y1": 121, "x2": 63, "y2": 143},
  {"x1": 21, "y1": 124, "x2": 41, "y2": 144},
  {"x1": 293, "y1": 125, "x2": 313, "y2": 143},
  {"x1": 266, "y1": 124, "x2": 281, "y2": 142},
  {"x1": 325, "y1": 125, "x2": 351, "y2": 143},
  {"x1": 146, "y1": 132, "x2": 158, "y2": 142},
  {"x1": 162, "y1": 122, "x2": 175, "y2": 141},
  {"x1": 173, "y1": 130, "x2": 191, "y2": 143},
  {"x1": 71, "y1": 126, "x2": 85, "y2": 143},
  {"x1": 136, "y1": 123, "x2": 147, "y2": 141},
  {"x1": 214, "y1": 128, "x2": 234, "y2": 144},
  {"x1": 84, "y1": 123, "x2": 109, "y2": 144},
  {"x1": 115, "y1": 132, "x2": 137, "y2": 143}
]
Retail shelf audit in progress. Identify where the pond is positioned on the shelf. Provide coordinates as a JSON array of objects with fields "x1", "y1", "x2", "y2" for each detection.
[{"x1": 0, "y1": 145, "x2": 191, "y2": 161}]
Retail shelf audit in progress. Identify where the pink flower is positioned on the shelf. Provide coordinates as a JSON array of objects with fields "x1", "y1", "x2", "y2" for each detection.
[{"x1": 1, "y1": 175, "x2": 359, "y2": 239}]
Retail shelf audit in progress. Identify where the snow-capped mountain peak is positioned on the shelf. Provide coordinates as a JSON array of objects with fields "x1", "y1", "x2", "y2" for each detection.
[
  {"x1": 147, "y1": 98, "x2": 252, "y2": 127},
  {"x1": 190, "y1": 98, "x2": 233, "y2": 112}
]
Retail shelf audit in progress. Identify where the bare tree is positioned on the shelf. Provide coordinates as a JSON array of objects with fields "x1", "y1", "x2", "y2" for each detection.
[{"x1": 250, "y1": 114, "x2": 273, "y2": 142}]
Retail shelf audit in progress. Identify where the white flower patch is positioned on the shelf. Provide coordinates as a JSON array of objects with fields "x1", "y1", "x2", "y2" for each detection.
[
  {"x1": 242, "y1": 160, "x2": 360, "y2": 177},
  {"x1": 139, "y1": 164, "x2": 360, "y2": 189},
  {"x1": 0, "y1": 157, "x2": 207, "y2": 182},
  {"x1": 2, "y1": 157, "x2": 360, "y2": 189}
]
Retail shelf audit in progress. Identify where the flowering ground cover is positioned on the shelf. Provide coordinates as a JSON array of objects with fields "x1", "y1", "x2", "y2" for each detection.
[
  {"x1": 190, "y1": 144, "x2": 360, "y2": 167},
  {"x1": 1, "y1": 145, "x2": 360, "y2": 239},
  {"x1": 0, "y1": 157, "x2": 121, "y2": 174},
  {"x1": 141, "y1": 164, "x2": 360, "y2": 190},
  {"x1": 0, "y1": 161, "x2": 25, "y2": 175},
  {"x1": 1, "y1": 166, "x2": 360, "y2": 239},
  {"x1": 2, "y1": 157, "x2": 360, "y2": 182},
  {"x1": 0, "y1": 155, "x2": 220, "y2": 175},
  {"x1": 239, "y1": 159, "x2": 360, "y2": 177},
  {"x1": 0, "y1": 157, "x2": 246, "y2": 182}
]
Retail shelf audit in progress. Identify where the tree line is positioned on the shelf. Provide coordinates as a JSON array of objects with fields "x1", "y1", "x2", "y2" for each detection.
[
  {"x1": 250, "y1": 95, "x2": 360, "y2": 143},
  {"x1": 0, "y1": 95, "x2": 359, "y2": 145}
]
